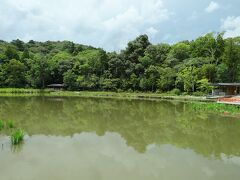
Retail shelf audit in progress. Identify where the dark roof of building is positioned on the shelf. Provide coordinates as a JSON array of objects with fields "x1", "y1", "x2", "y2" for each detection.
[
  {"x1": 211, "y1": 83, "x2": 240, "y2": 87},
  {"x1": 47, "y1": 84, "x2": 64, "y2": 87}
]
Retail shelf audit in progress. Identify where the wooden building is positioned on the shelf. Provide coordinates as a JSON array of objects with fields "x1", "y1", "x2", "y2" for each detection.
[
  {"x1": 211, "y1": 83, "x2": 240, "y2": 105},
  {"x1": 211, "y1": 83, "x2": 240, "y2": 97}
]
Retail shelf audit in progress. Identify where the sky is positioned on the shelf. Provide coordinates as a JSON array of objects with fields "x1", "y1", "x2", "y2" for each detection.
[{"x1": 0, "y1": 0, "x2": 240, "y2": 51}]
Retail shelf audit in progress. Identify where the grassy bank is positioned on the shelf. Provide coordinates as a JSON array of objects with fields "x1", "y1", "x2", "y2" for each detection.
[
  {"x1": 0, "y1": 88, "x2": 214, "y2": 102},
  {"x1": 0, "y1": 88, "x2": 239, "y2": 116},
  {"x1": 52, "y1": 91, "x2": 214, "y2": 102},
  {"x1": 0, "y1": 88, "x2": 51, "y2": 94}
]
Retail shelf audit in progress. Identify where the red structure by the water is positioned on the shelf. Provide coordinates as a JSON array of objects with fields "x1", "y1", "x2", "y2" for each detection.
[{"x1": 218, "y1": 97, "x2": 240, "y2": 104}]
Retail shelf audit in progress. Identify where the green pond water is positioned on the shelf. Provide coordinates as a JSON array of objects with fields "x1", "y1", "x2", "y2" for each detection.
[{"x1": 0, "y1": 96, "x2": 240, "y2": 180}]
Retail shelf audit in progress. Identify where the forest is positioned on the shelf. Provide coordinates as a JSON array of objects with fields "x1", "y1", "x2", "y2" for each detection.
[{"x1": 0, "y1": 33, "x2": 240, "y2": 95}]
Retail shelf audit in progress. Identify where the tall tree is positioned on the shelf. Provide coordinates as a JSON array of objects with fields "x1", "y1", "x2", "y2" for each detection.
[
  {"x1": 4, "y1": 46, "x2": 19, "y2": 60},
  {"x1": 223, "y1": 38, "x2": 240, "y2": 82},
  {"x1": 2, "y1": 59, "x2": 26, "y2": 87}
]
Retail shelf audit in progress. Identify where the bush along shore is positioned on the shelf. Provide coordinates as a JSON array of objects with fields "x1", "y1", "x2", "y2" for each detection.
[
  {"x1": 0, "y1": 88, "x2": 51, "y2": 94},
  {"x1": 0, "y1": 88, "x2": 214, "y2": 102},
  {"x1": 1, "y1": 88, "x2": 239, "y2": 117},
  {"x1": 0, "y1": 119, "x2": 25, "y2": 145}
]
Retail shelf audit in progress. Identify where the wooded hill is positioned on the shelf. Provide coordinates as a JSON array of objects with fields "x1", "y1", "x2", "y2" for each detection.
[{"x1": 0, "y1": 33, "x2": 239, "y2": 94}]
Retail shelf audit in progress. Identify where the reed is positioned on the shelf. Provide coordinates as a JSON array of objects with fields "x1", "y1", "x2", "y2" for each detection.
[{"x1": 11, "y1": 129, "x2": 25, "y2": 145}]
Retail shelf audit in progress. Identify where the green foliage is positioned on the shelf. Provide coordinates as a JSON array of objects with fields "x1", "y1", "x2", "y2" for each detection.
[
  {"x1": 11, "y1": 39, "x2": 25, "y2": 51},
  {"x1": 169, "y1": 42, "x2": 190, "y2": 61},
  {"x1": 1, "y1": 59, "x2": 26, "y2": 87},
  {"x1": 0, "y1": 34, "x2": 239, "y2": 94},
  {"x1": 4, "y1": 46, "x2": 19, "y2": 60},
  {"x1": 191, "y1": 102, "x2": 240, "y2": 115},
  {"x1": 169, "y1": 88, "x2": 181, "y2": 95},
  {"x1": 192, "y1": 91, "x2": 205, "y2": 96},
  {"x1": 21, "y1": 48, "x2": 30, "y2": 60},
  {"x1": 28, "y1": 54, "x2": 50, "y2": 88},
  {"x1": 0, "y1": 117, "x2": 26, "y2": 145},
  {"x1": 11, "y1": 129, "x2": 25, "y2": 145},
  {"x1": 125, "y1": 34, "x2": 150, "y2": 62},
  {"x1": 197, "y1": 78, "x2": 212, "y2": 93},
  {"x1": 62, "y1": 41, "x2": 75, "y2": 54},
  {"x1": 157, "y1": 67, "x2": 176, "y2": 91},
  {"x1": 144, "y1": 43, "x2": 171, "y2": 64},
  {"x1": 176, "y1": 66, "x2": 199, "y2": 93},
  {"x1": 223, "y1": 38, "x2": 240, "y2": 82},
  {"x1": 0, "y1": 88, "x2": 50, "y2": 94}
]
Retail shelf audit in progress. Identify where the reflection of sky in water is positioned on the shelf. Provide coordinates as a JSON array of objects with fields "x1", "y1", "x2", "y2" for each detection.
[
  {"x1": 0, "y1": 132, "x2": 240, "y2": 180},
  {"x1": 0, "y1": 97, "x2": 240, "y2": 179}
]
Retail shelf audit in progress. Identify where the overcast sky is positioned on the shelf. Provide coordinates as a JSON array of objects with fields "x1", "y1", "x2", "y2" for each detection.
[{"x1": 0, "y1": 0, "x2": 240, "y2": 51}]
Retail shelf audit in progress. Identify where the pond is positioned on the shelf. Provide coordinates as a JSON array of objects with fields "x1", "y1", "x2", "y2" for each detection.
[{"x1": 0, "y1": 96, "x2": 240, "y2": 180}]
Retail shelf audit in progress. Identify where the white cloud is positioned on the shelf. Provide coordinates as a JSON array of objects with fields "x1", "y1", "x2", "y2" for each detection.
[
  {"x1": 221, "y1": 16, "x2": 240, "y2": 38},
  {"x1": 146, "y1": 27, "x2": 159, "y2": 36},
  {"x1": 0, "y1": 0, "x2": 170, "y2": 51},
  {"x1": 205, "y1": 1, "x2": 220, "y2": 13}
]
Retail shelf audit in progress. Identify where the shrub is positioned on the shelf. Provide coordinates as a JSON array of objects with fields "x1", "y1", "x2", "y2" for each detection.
[
  {"x1": 169, "y1": 88, "x2": 181, "y2": 95},
  {"x1": 192, "y1": 91, "x2": 205, "y2": 96},
  {"x1": 182, "y1": 92, "x2": 189, "y2": 96},
  {"x1": 11, "y1": 129, "x2": 25, "y2": 145}
]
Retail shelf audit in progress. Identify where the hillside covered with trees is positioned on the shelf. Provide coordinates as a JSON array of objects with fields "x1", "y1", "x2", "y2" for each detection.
[{"x1": 0, "y1": 33, "x2": 240, "y2": 94}]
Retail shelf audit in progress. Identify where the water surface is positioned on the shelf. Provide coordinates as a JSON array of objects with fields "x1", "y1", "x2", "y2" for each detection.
[{"x1": 0, "y1": 97, "x2": 240, "y2": 180}]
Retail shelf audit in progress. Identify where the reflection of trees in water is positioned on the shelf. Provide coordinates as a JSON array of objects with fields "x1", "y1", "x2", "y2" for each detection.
[
  {"x1": 11, "y1": 142, "x2": 24, "y2": 153},
  {"x1": 0, "y1": 97, "x2": 240, "y2": 158}
]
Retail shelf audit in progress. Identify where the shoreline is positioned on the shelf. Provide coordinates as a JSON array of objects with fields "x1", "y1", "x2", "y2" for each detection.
[
  {"x1": 0, "y1": 88, "x2": 215, "y2": 102},
  {"x1": 1, "y1": 89, "x2": 240, "y2": 116}
]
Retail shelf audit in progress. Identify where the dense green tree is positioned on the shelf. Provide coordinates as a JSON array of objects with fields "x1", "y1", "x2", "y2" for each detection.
[
  {"x1": 124, "y1": 34, "x2": 151, "y2": 63},
  {"x1": 2, "y1": 59, "x2": 26, "y2": 87},
  {"x1": 216, "y1": 63, "x2": 229, "y2": 83},
  {"x1": 63, "y1": 70, "x2": 78, "y2": 90},
  {"x1": 139, "y1": 55, "x2": 153, "y2": 68},
  {"x1": 49, "y1": 52, "x2": 73, "y2": 83},
  {"x1": 11, "y1": 39, "x2": 25, "y2": 51},
  {"x1": 144, "y1": 43, "x2": 171, "y2": 64},
  {"x1": 190, "y1": 33, "x2": 225, "y2": 64},
  {"x1": 4, "y1": 46, "x2": 19, "y2": 60},
  {"x1": 0, "y1": 34, "x2": 239, "y2": 94},
  {"x1": 197, "y1": 78, "x2": 212, "y2": 93},
  {"x1": 28, "y1": 55, "x2": 50, "y2": 88},
  {"x1": 107, "y1": 53, "x2": 124, "y2": 78},
  {"x1": 21, "y1": 48, "x2": 30, "y2": 60},
  {"x1": 201, "y1": 64, "x2": 216, "y2": 82},
  {"x1": 176, "y1": 66, "x2": 199, "y2": 92},
  {"x1": 62, "y1": 41, "x2": 75, "y2": 54},
  {"x1": 141, "y1": 65, "x2": 160, "y2": 91},
  {"x1": 169, "y1": 42, "x2": 190, "y2": 61},
  {"x1": 157, "y1": 67, "x2": 176, "y2": 91},
  {"x1": 130, "y1": 73, "x2": 138, "y2": 91},
  {"x1": 223, "y1": 38, "x2": 240, "y2": 82}
]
